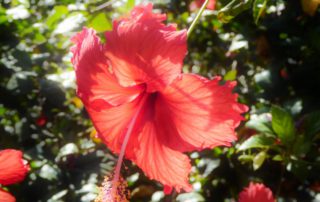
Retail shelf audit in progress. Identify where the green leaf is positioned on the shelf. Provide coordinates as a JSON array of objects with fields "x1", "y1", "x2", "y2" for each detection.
[
  {"x1": 176, "y1": 192, "x2": 205, "y2": 202},
  {"x1": 292, "y1": 135, "x2": 311, "y2": 156},
  {"x1": 287, "y1": 160, "x2": 310, "y2": 181},
  {"x1": 39, "y1": 164, "x2": 59, "y2": 181},
  {"x1": 30, "y1": 160, "x2": 46, "y2": 169},
  {"x1": 46, "y1": 6, "x2": 68, "y2": 29},
  {"x1": 218, "y1": 0, "x2": 253, "y2": 23},
  {"x1": 117, "y1": 0, "x2": 135, "y2": 14},
  {"x1": 271, "y1": 106, "x2": 296, "y2": 145},
  {"x1": 126, "y1": 0, "x2": 135, "y2": 10},
  {"x1": 0, "y1": 105, "x2": 6, "y2": 116},
  {"x1": 238, "y1": 154, "x2": 254, "y2": 162},
  {"x1": 33, "y1": 32, "x2": 46, "y2": 45},
  {"x1": 253, "y1": 151, "x2": 267, "y2": 170},
  {"x1": 253, "y1": 0, "x2": 268, "y2": 24},
  {"x1": 48, "y1": 189, "x2": 68, "y2": 202},
  {"x1": 151, "y1": 191, "x2": 165, "y2": 202},
  {"x1": 254, "y1": 70, "x2": 271, "y2": 86},
  {"x1": 246, "y1": 113, "x2": 274, "y2": 135},
  {"x1": 238, "y1": 134, "x2": 274, "y2": 151},
  {"x1": 272, "y1": 154, "x2": 283, "y2": 161},
  {"x1": 224, "y1": 69, "x2": 237, "y2": 81},
  {"x1": 88, "y1": 13, "x2": 112, "y2": 33},
  {"x1": 284, "y1": 99, "x2": 303, "y2": 116},
  {"x1": 304, "y1": 111, "x2": 320, "y2": 140},
  {"x1": 55, "y1": 143, "x2": 79, "y2": 162},
  {"x1": 0, "y1": 8, "x2": 8, "y2": 24}
]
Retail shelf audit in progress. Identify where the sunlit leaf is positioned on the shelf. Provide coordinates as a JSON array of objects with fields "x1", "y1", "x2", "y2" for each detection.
[
  {"x1": 238, "y1": 134, "x2": 274, "y2": 151},
  {"x1": 271, "y1": 106, "x2": 296, "y2": 145},
  {"x1": 0, "y1": 105, "x2": 6, "y2": 116},
  {"x1": 176, "y1": 192, "x2": 205, "y2": 202},
  {"x1": 151, "y1": 191, "x2": 165, "y2": 202},
  {"x1": 238, "y1": 154, "x2": 254, "y2": 162},
  {"x1": 126, "y1": 0, "x2": 135, "y2": 10},
  {"x1": 218, "y1": 0, "x2": 253, "y2": 23},
  {"x1": 33, "y1": 32, "x2": 46, "y2": 45},
  {"x1": 253, "y1": 151, "x2": 267, "y2": 170},
  {"x1": 88, "y1": 13, "x2": 112, "y2": 33},
  {"x1": 6, "y1": 5, "x2": 30, "y2": 20},
  {"x1": 224, "y1": 69, "x2": 237, "y2": 81},
  {"x1": 246, "y1": 113, "x2": 274, "y2": 135},
  {"x1": 53, "y1": 12, "x2": 86, "y2": 35},
  {"x1": 46, "y1": 5, "x2": 68, "y2": 29},
  {"x1": 272, "y1": 154, "x2": 283, "y2": 161},
  {"x1": 48, "y1": 189, "x2": 68, "y2": 202},
  {"x1": 39, "y1": 164, "x2": 59, "y2": 181},
  {"x1": 55, "y1": 143, "x2": 79, "y2": 162}
]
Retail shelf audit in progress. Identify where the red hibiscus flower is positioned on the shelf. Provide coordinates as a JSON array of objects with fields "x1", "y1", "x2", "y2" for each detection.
[
  {"x1": 238, "y1": 182, "x2": 276, "y2": 202},
  {"x1": 190, "y1": 0, "x2": 216, "y2": 11},
  {"x1": 71, "y1": 3, "x2": 247, "y2": 194},
  {"x1": 0, "y1": 149, "x2": 29, "y2": 202},
  {"x1": 0, "y1": 188, "x2": 16, "y2": 202}
]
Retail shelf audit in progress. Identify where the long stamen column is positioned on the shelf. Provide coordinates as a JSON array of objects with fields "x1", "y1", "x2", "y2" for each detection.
[{"x1": 95, "y1": 95, "x2": 148, "y2": 202}]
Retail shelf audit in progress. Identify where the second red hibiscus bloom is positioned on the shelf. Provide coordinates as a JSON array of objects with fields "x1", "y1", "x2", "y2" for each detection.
[
  {"x1": 239, "y1": 182, "x2": 276, "y2": 202},
  {"x1": 0, "y1": 149, "x2": 29, "y2": 202}
]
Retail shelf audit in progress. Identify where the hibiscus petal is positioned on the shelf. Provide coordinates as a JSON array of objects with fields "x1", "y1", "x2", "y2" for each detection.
[
  {"x1": 0, "y1": 188, "x2": 15, "y2": 202},
  {"x1": 71, "y1": 27, "x2": 143, "y2": 108},
  {"x1": 238, "y1": 182, "x2": 275, "y2": 202},
  {"x1": 0, "y1": 149, "x2": 29, "y2": 186},
  {"x1": 133, "y1": 121, "x2": 192, "y2": 193},
  {"x1": 104, "y1": 3, "x2": 187, "y2": 92},
  {"x1": 86, "y1": 96, "x2": 145, "y2": 155},
  {"x1": 88, "y1": 93, "x2": 193, "y2": 193},
  {"x1": 158, "y1": 74, "x2": 248, "y2": 151}
]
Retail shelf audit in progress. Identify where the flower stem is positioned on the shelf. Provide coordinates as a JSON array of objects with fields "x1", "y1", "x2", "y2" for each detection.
[
  {"x1": 109, "y1": 95, "x2": 147, "y2": 201},
  {"x1": 187, "y1": 0, "x2": 209, "y2": 38}
]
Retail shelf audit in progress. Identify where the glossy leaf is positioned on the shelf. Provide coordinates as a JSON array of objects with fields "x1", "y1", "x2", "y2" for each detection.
[
  {"x1": 218, "y1": 0, "x2": 253, "y2": 23},
  {"x1": 253, "y1": 151, "x2": 267, "y2": 170},
  {"x1": 271, "y1": 106, "x2": 296, "y2": 145},
  {"x1": 224, "y1": 69, "x2": 237, "y2": 81},
  {"x1": 176, "y1": 192, "x2": 205, "y2": 202},
  {"x1": 272, "y1": 155, "x2": 283, "y2": 161},
  {"x1": 238, "y1": 134, "x2": 274, "y2": 151},
  {"x1": 305, "y1": 111, "x2": 320, "y2": 140},
  {"x1": 246, "y1": 113, "x2": 274, "y2": 135},
  {"x1": 292, "y1": 135, "x2": 311, "y2": 156}
]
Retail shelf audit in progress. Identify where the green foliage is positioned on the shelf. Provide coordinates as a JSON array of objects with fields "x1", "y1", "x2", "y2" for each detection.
[
  {"x1": 304, "y1": 111, "x2": 320, "y2": 139},
  {"x1": 218, "y1": 0, "x2": 253, "y2": 23},
  {"x1": 238, "y1": 134, "x2": 274, "y2": 151},
  {"x1": 88, "y1": 13, "x2": 112, "y2": 32},
  {"x1": 253, "y1": 150, "x2": 267, "y2": 170},
  {"x1": 223, "y1": 69, "x2": 237, "y2": 81},
  {"x1": 271, "y1": 106, "x2": 296, "y2": 145}
]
